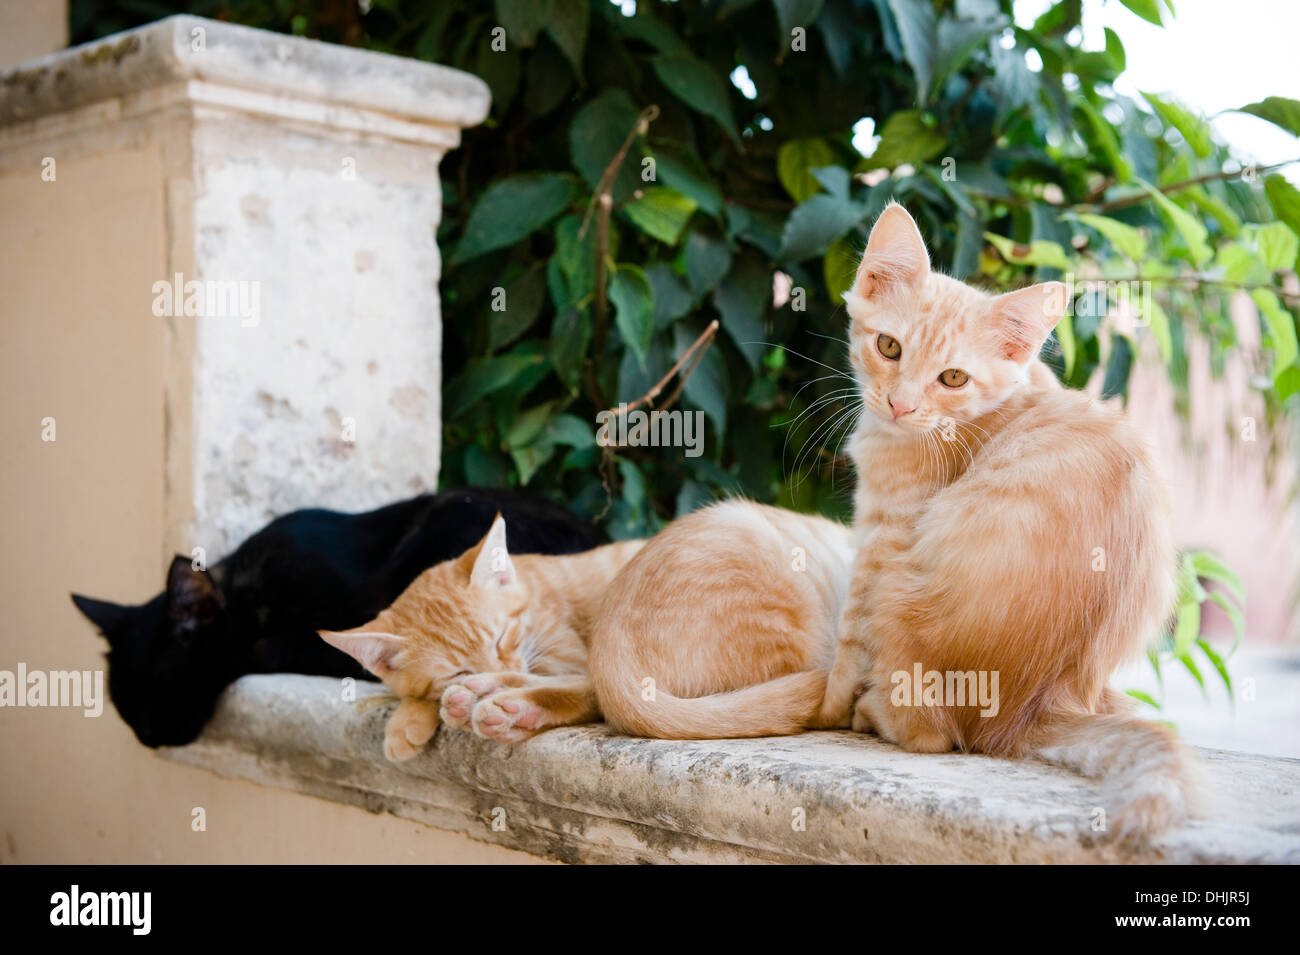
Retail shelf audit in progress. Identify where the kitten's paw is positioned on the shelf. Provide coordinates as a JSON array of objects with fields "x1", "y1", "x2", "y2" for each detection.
[
  {"x1": 850, "y1": 695, "x2": 876, "y2": 734},
  {"x1": 471, "y1": 691, "x2": 544, "y2": 744},
  {"x1": 440, "y1": 675, "x2": 511, "y2": 730},
  {"x1": 439, "y1": 684, "x2": 477, "y2": 730},
  {"x1": 383, "y1": 701, "x2": 439, "y2": 762}
]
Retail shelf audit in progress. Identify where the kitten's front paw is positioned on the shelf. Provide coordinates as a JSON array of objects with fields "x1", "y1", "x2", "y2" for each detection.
[
  {"x1": 383, "y1": 701, "x2": 439, "y2": 762},
  {"x1": 850, "y1": 693, "x2": 877, "y2": 734},
  {"x1": 440, "y1": 675, "x2": 509, "y2": 730},
  {"x1": 439, "y1": 684, "x2": 477, "y2": 730},
  {"x1": 471, "y1": 691, "x2": 544, "y2": 743}
]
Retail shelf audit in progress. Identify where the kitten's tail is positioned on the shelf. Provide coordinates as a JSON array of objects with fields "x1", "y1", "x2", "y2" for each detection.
[
  {"x1": 1031, "y1": 697, "x2": 1199, "y2": 844},
  {"x1": 595, "y1": 669, "x2": 828, "y2": 740}
]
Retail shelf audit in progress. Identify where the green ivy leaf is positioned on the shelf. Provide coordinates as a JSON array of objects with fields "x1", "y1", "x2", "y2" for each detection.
[
  {"x1": 545, "y1": 412, "x2": 597, "y2": 450},
  {"x1": 1255, "y1": 222, "x2": 1300, "y2": 271},
  {"x1": 623, "y1": 186, "x2": 698, "y2": 244},
  {"x1": 646, "y1": 263, "x2": 694, "y2": 329},
  {"x1": 488, "y1": 264, "x2": 547, "y2": 351},
  {"x1": 505, "y1": 400, "x2": 559, "y2": 449},
  {"x1": 1172, "y1": 598, "x2": 1200, "y2": 658},
  {"x1": 1101, "y1": 334, "x2": 1133, "y2": 400},
  {"x1": 1205, "y1": 592, "x2": 1246, "y2": 654},
  {"x1": 446, "y1": 352, "x2": 546, "y2": 417},
  {"x1": 614, "y1": 13, "x2": 691, "y2": 57},
  {"x1": 650, "y1": 141, "x2": 723, "y2": 214},
  {"x1": 824, "y1": 233, "x2": 860, "y2": 304},
  {"x1": 713, "y1": 252, "x2": 771, "y2": 368},
  {"x1": 983, "y1": 232, "x2": 1073, "y2": 270},
  {"x1": 1249, "y1": 289, "x2": 1299, "y2": 379},
  {"x1": 1137, "y1": 179, "x2": 1213, "y2": 266},
  {"x1": 773, "y1": 0, "x2": 826, "y2": 39},
  {"x1": 1276, "y1": 364, "x2": 1300, "y2": 402},
  {"x1": 781, "y1": 195, "x2": 866, "y2": 261},
  {"x1": 1118, "y1": 0, "x2": 1163, "y2": 26},
  {"x1": 931, "y1": 14, "x2": 1006, "y2": 100},
  {"x1": 494, "y1": 0, "x2": 551, "y2": 47},
  {"x1": 1125, "y1": 688, "x2": 1160, "y2": 709},
  {"x1": 1196, "y1": 637, "x2": 1233, "y2": 696},
  {"x1": 685, "y1": 232, "x2": 733, "y2": 298},
  {"x1": 550, "y1": 306, "x2": 591, "y2": 391},
  {"x1": 610, "y1": 265, "x2": 655, "y2": 364},
  {"x1": 545, "y1": 0, "x2": 589, "y2": 80},
  {"x1": 1072, "y1": 212, "x2": 1147, "y2": 260},
  {"x1": 1145, "y1": 297, "x2": 1173, "y2": 366},
  {"x1": 651, "y1": 55, "x2": 741, "y2": 144},
  {"x1": 1142, "y1": 93, "x2": 1212, "y2": 158},
  {"x1": 777, "y1": 137, "x2": 837, "y2": 202},
  {"x1": 868, "y1": 110, "x2": 947, "y2": 169},
  {"x1": 1264, "y1": 175, "x2": 1300, "y2": 268},
  {"x1": 1237, "y1": 96, "x2": 1300, "y2": 137},
  {"x1": 886, "y1": 0, "x2": 938, "y2": 103},
  {"x1": 452, "y1": 173, "x2": 574, "y2": 264},
  {"x1": 676, "y1": 324, "x2": 728, "y2": 439},
  {"x1": 1189, "y1": 549, "x2": 1246, "y2": 603},
  {"x1": 569, "y1": 88, "x2": 644, "y2": 202},
  {"x1": 1054, "y1": 312, "x2": 1077, "y2": 379}
]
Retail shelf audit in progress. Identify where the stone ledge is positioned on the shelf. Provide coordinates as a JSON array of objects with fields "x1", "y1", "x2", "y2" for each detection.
[
  {"x1": 158, "y1": 674, "x2": 1300, "y2": 864},
  {"x1": 0, "y1": 15, "x2": 490, "y2": 133}
]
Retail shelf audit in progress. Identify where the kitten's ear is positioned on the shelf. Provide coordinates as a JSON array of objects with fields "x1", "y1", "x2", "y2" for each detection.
[
  {"x1": 851, "y1": 202, "x2": 930, "y2": 299},
  {"x1": 70, "y1": 593, "x2": 131, "y2": 638},
  {"x1": 320, "y1": 624, "x2": 404, "y2": 678},
  {"x1": 988, "y1": 282, "x2": 1070, "y2": 363},
  {"x1": 468, "y1": 513, "x2": 518, "y2": 590},
  {"x1": 166, "y1": 555, "x2": 225, "y2": 621}
]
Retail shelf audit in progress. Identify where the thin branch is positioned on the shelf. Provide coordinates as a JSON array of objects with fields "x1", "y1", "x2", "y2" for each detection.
[
  {"x1": 1097, "y1": 274, "x2": 1300, "y2": 302},
  {"x1": 577, "y1": 105, "x2": 660, "y2": 410},
  {"x1": 1080, "y1": 157, "x2": 1300, "y2": 214},
  {"x1": 608, "y1": 320, "x2": 720, "y2": 416},
  {"x1": 967, "y1": 157, "x2": 1300, "y2": 215}
]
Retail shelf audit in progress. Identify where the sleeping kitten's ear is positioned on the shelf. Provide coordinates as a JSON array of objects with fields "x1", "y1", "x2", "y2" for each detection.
[
  {"x1": 320, "y1": 624, "x2": 404, "y2": 678},
  {"x1": 71, "y1": 593, "x2": 131, "y2": 639},
  {"x1": 851, "y1": 202, "x2": 930, "y2": 300},
  {"x1": 988, "y1": 281, "x2": 1070, "y2": 363},
  {"x1": 166, "y1": 555, "x2": 225, "y2": 619},
  {"x1": 468, "y1": 513, "x2": 518, "y2": 590}
]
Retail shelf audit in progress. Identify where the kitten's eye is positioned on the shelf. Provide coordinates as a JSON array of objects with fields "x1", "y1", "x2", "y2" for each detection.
[
  {"x1": 877, "y1": 334, "x2": 902, "y2": 361},
  {"x1": 939, "y1": 368, "x2": 970, "y2": 388}
]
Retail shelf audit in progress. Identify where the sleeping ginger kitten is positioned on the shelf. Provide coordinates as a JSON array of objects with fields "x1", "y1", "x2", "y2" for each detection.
[
  {"x1": 811, "y1": 202, "x2": 1191, "y2": 841},
  {"x1": 589, "y1": 501, "x2": 854, "y2": 738},
  {"x1": 321, "y1": 516, "x2": 643, "y2": 760}
]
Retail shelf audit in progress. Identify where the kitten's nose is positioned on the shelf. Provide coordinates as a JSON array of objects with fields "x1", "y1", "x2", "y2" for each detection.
[{"x1": 889, "y1": 396, "x2": 914, "y2": 419}]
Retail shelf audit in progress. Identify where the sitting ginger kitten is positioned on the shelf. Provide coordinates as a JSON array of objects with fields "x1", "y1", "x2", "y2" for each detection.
[{"x1": 321, "y1": 515, "x2": 643, "y2": 760}]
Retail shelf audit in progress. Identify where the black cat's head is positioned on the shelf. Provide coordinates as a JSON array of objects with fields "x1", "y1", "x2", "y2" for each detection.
[{"x1": 72, "y1": 556, "x2": 241, "y2": 748}]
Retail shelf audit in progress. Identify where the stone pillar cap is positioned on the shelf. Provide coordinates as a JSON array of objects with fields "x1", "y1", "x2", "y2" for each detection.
[{"x1": 0, "y1": 14, "x2": 491, "y2": 129}]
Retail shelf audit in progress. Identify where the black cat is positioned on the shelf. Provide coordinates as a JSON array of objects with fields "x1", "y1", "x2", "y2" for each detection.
[{"x1": 71, "y1": 488, "x2": 604, "y2": 748}]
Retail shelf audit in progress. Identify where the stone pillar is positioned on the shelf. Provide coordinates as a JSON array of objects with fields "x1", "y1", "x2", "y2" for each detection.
[{"x1": 0, "y1": 15, "x2": 489, "y2": 561}]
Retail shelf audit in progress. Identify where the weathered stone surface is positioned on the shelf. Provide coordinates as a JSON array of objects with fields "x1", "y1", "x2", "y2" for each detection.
[
  {"x1": 159, "y1": 674, "x2": 1300, "y2": 864},
  {"x1": 0, "y1": 15, "x2": 488, "y2": 131}
]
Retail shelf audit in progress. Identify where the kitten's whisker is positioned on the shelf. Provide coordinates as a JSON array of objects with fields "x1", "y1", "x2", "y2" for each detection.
[{"x1": 749, "y1": 341, "x2": 854, "y2": 379}]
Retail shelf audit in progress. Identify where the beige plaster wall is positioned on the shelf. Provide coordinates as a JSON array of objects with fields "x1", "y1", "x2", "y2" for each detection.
[
  {"x1": 0, "y1": 0, "x2": 66, "y2": 72},
  {"x1": 0, "y1": 143, "x2": 541, "y2": 864}
]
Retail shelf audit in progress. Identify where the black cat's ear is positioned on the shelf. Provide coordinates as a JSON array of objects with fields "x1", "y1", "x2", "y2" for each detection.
[
  {"x1": 166, "y1": 555, "x2": 225, "y2": 624},
  {"x1": 71, "y1": 593, "x2": 131, "y2": 638}
]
